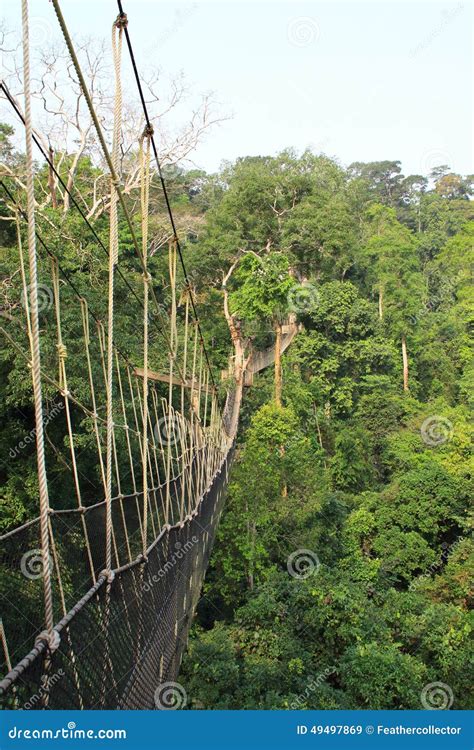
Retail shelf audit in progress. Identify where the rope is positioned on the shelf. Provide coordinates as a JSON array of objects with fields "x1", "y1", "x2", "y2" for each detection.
[
  {"x1": 81, "y1": 298, "x2": 107, "y2": 493},
  {"x1": 140, "y1": 128, "x2": 152, "y2": 554},
  {"x1": 103, "y1": 16, "x2": 124, "y2": 574},
  {"x1": 164, "y1": 240, "x2": 178, "y2": 525},
  {"x1": 0, "y1": 620, "x2": 12, "y2": 673},
  {"x1": 50, "y1": 0, "x2": 189, "y2": 393},
  {"x1": 51, "y1": 260, "x2": 96, "y2": 583},
  {"x1": 0, "y1": 180, "x2": 155, "y2": 391},
  {"x1": 20, "y1": 0, "x2": 54, "y2": 642},
  {"x1": 0, "y1": 1, "x2": 241, "y2": 709},
  {"x1": 116, "y1": 0, "x2": 221, "y2": 402},
  {"x1": 48, "y1": 518, "x2": 85, "y2": 710}
]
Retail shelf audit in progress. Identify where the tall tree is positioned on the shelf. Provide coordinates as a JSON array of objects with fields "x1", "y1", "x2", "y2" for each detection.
[{"x1": 362, "y1": 205, "x2": 425, "y2": 390}]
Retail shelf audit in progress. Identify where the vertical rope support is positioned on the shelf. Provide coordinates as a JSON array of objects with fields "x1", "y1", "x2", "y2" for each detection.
[
  {"x1": 0, "y1": 619, "x2": 12, "y2": 673},
  {"x1": 51, "y1": 260, "x2": 96, "y2": 584},
  {"x1": 104, "y1": 16, "x2": 124, "y2": 574},
  {"x1": 15, "y1": 212, "x2": 32, "y2": 342},
  {"x1": 187, "y1": 323, "x2": 199, "y2": 511},
  {"x1": 0, "y1": 619, "x2": 18, "y2": 706},
  {"x1": 81, "y1": 300, "x2": 107, "y2": 493},
  {"x1": 48, "y1": 518, "x2": 84, "y2": 710},
  {"x1": 179, "y1": 295, "x2": 190, "y2": 520},
  {"x1": 196, "y1": 341, "x2": 204, "y2": 496},
  {"x1": 21, "y1": 0, "x2": 54, "y2": 641},
  {"x1": 140, "y1": 128, "x2": 152, "y2": 554},
  {"x1": 165, "y1": 239, "x2": 178, "y2": 525}
]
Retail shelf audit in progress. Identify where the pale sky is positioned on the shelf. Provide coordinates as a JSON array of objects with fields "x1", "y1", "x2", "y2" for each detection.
[{"x1": 1, "y1": 0, "x2": 472, "y2": 177}]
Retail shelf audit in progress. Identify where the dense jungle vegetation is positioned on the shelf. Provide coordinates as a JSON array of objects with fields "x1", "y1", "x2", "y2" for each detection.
[
  {"x1": 177, "y1": 155, "x2": 473, "y2": 710},
  {"x1": 0, "y1": 122, "x2": 472, "y2": 708}
]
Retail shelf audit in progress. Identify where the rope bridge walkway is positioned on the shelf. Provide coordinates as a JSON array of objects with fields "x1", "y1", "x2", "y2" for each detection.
[{"x1": 0, "y1": 0, "x2": 292, "y2": 710}]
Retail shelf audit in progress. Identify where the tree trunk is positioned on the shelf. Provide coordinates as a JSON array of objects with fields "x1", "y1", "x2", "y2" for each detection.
[
  {"x1": 274, "y1": 322, "x2": 282, "y2": 407},
  {"x1": 401, "y1": 334, "x2": 409, "y2": 391},
  {"x1": 378, "y1": 287, "x2": 384, "y2": 321}
]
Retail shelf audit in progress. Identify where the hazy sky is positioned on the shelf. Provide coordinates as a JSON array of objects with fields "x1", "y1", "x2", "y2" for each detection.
[{"x1": 1, "y1": 0, "x2": 472, "y2": 177}]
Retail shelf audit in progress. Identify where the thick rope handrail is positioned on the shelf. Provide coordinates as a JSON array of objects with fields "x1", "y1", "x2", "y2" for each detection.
[
  {"x1": 49, "y1": 0, "x2": 191, "y2": 394},
  {"x1": 0, "y1": 574, "x2": 108, "y2": 695},
  {"x1": 102, "y1": 16, "x2": 124, "y2": 575},
  {"x1": 20, "y1": 0, "x2": 54, "y2": 643},
  {"x1": 0, "y1": 453, "x2": 208, "y2": 543},
  {"x1": 0, "y1": 2, "x2": 246, "y2": 708},
  {"x1": 0, "y1": 442, "x2": 233, "y2": 697}
]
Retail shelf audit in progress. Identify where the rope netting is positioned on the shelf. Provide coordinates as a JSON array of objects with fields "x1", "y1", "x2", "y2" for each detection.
[
  {"x1": 0, "y1": 448, "x2": 233, "y2": 709},
  {"x1": 0, "y1": 0, "x2": 239, "y2": 709}
]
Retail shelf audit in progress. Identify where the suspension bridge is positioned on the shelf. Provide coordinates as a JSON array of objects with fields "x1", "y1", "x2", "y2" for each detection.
[{"x1": 0, "y1": 0, "x2": 297, "y2": 710}]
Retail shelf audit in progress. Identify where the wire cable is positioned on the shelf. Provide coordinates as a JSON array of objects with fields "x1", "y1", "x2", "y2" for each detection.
[
  {"x1": 116, "y1": 0, "x2": 220, "y2": 399},
  {"x1": 49, "y1": 0, "x2": 189, "y2": 390}
]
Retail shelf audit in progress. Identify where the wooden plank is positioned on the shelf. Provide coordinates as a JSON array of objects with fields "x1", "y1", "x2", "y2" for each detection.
[{"x1": 134, "y1": 367, "x2": 213, "y2": 393}]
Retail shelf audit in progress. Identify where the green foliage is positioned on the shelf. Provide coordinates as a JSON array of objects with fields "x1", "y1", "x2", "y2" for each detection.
[
  {"x1": 1, "y1": 129, "x2": 471, "y2": 710},
  {"x1": 229, "y1": 253, "x2": 293, "y2": 323},
  {"x1": 177, "y1": 151, "x2": 472, "y2": 711}
]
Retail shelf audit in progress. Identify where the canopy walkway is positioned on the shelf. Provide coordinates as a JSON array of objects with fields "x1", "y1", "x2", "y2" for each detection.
[{"x1": 0, "y1": 0, "x2": 297, "y2": 710}]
